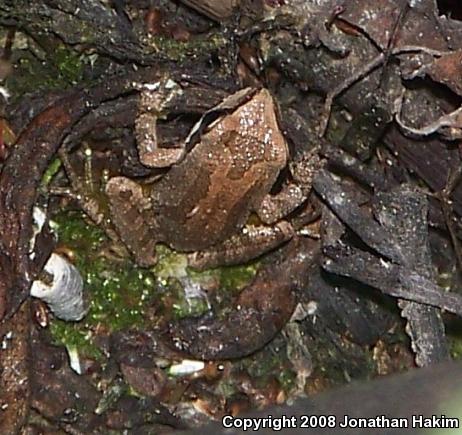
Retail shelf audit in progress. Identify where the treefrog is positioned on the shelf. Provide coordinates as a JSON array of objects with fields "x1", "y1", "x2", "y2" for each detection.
[{"x1": 106, "y1": 80, "x2": 314, "y2": 268}]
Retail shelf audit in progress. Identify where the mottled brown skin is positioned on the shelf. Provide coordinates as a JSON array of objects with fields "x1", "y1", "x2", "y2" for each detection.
[
  {"x1": 106, "y1": 88, "x2": 291, "y2": 267},
  {"x1": 152, "y1": 89, "x2": 287, "y2": 247}
]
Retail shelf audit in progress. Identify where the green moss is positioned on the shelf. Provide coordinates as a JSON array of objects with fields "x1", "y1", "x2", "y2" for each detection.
[
  {"x1": 217, "y1": 262, "x2": 259, "y2": 294},
  {"x1": 49, "y1": 211, "x2": 158, "y2": 356},
  {"x1": 49, "y1": 211, "x2": 259, "y2": 355},
  {"x1": 450, "y1": 339, "x2": 462, "y2": 359},
  {"x1": 237, "y1": 349, "x2": 297, "y2": 394},
  {"x1": 49, "y1": 321, "x2": 102, "y2": 360},
  {"x1": 245, "y1": 353, "x2": 283, "y2": 379},
  {"x1": 153, "y1": 244, "x2": 258, "y2": 319},
  {"x1": 50, "y1": 210, "x2": 106, "y2": 253},
  {"x1": 162, "y1": 277, "x2": 211, "y2": 319},
  {"x1": 153, "y1": 244, "x2": 189, "y2": 282},
  {"x1": 53, "y1": 46, "x2": 85, "y2": 84},
  {"x1": 41, "y1": 158, "x2": 62, "y2": 187},
  {"x1": 81, "y1": 256, "x2": 156, "y2": 330},
  {"x1": 215, "y1": 351, "x2": 296, "y2": 401},
  {"x1": 278, "y1": 367, "x2": 297, "y2": 391},
  {"x1": 7, "y1": 45, "x2": 85, "y2": 97},
  {"x1": 449, "y1": 331, "x2": 462, "y2": 360},
  {"x1": 142, "y1": 33, "x2": 228, "y2": 63}
]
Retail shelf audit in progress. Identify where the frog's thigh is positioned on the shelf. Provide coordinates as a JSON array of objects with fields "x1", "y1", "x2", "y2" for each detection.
[
  {"x1": 106, "y1": 176, "x2": 158, "y2": 267},
  {"x1": 188, "y1": 221, "x2": 294, "y2": 270}
]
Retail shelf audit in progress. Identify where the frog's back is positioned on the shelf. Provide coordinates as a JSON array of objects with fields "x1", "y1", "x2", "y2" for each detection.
[{"x1": 152, "y1": 89, "x2": 288, "y2": 251}]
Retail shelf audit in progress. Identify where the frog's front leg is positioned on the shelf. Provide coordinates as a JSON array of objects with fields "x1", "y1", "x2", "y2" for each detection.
[
  {"x1": 188, "y1": 221, "x2": 294, "y2": 270},
  {"x1": 135, "y1": 80, "x2": 185, "y2": 168},
  {"x1": 105, "y1": 177, "x2": 158, "y2": 267},
  {"x1": 257, "y1": 148, "x2": 324, "y2": 224}
]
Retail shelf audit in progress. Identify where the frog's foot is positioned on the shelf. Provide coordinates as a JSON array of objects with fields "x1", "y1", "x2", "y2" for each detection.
[
  {"x1": 257, "y1": 149, "x2": 324, "y2": 224},
  {"x1": 105, "y1": 176, "x2": 158, "y2": 267},
  {"x1": 257, "y1": 183, "x2": 307, "y2": 224},
  {"x1": 188, "y1": 221, "x2": 294, "y2": 270}
]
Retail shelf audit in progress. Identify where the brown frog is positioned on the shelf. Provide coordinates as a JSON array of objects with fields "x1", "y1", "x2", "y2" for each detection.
[{"x1": 106, "y1": 80, "x2": 315, "y2": 268}]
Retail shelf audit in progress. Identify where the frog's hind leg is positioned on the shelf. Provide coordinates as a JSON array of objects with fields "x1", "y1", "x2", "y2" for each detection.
[
  {"x1": 106, "y1": 177, "x2": 158, "y2": 267},
  {"x1": 188, "y1": 221, "x2": 293, "y2": 270},
  {"x1": 257, "y1": 149, "x2": 324, "y2": 224},
  {"x1": 257, "y1": 183, "x2": 308, "y2": 224}
]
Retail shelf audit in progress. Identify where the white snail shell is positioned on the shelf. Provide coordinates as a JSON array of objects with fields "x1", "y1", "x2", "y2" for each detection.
[{"x1": 31, "y1": 253, "x2": 88, "y2": 321}]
